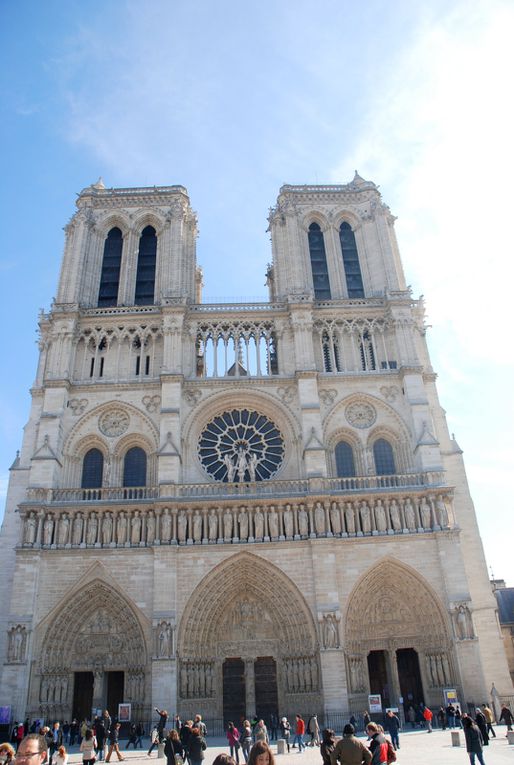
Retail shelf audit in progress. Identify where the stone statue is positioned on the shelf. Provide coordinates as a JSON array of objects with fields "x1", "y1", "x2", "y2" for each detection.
[
  {"x1": 286, "y1": 661, "x2": 294, "y2": 692},
  {"x1": 455, "y1": 604, "x2": 474, "y2": 639},
  {"x1": 322, "y1": 614, "x2": 339, "y2": 649},
  {"x1": 314, "y1": 502, "x2": 326, "y2": 534},
  {"x1": 24, "y1": 513, "x2": 37, "y2": 544},
  {"x1": 224, "y1": 453, "x2": 236, "y2": 482},
  {"x1": 404, "y1": 498, "x2": 416, "y2": 530},
  {"x1": 268, "y1": 507, "x2": 279, "y2": 538},
  {"x1": 161, "y1": 509, "x2": 172, "y2": 541},
  {"x1": 43, "y1": 514, "x2": 54, "y2": 545},
  {"x1": 310, "y1": 658, "x2": 319, "y2": 690},
  {"x1": 178, "y1": 511, "x2": 187, "y2": 543},
  {"x1": 102, "y1": 512, "x2": 113, "y2": 544},
  {"x1": 192, "y1": 510, "x2": 202, "y2": 542},
  {"x1": 9, "y1": 626, "x2": 25, "y2": 662},
  {"x1": 208, "y1": 509, "x2": 218, "y2": 540},
  {"x1": 420, "y1": 496, "x2": 431, "y2": 529},
  {"x1": 158, "y1": 623, "x2": 172, "y2": 657},
  {"x1": 330, "y1": 502, "x2": 342, "y2": 535},
  {"x1": 205, "y1": 663, "x2": 213, "y2": 696},
  {"x1": 349, "y1": 658, "x2": 363, "y2": 692},
  {"x1": 248, "y1": 452, "x2": 258, "y2": 481},
  {"x1": 117, "y1": 511, "x2": 127, "y2": 544},
  {"x1": 236, "y1": 447, "x2": 248, "y2": 482},
  {"x1": 86, "y1": 512, "x2": 98, "y2": 544},
  {"x1": 292, "y1": 660, "x2": 299, "y2": 692},
  {"x1": 374, "y1": 500, "x2": 387, "y2": 532},
  {"x1": 238, "y1": 507, "x2": 249, "y2": 540},
  {"x1": 436, "y1": 495, "x2": 449, "y2": 527},
  {"x1": 254, "y1": 507, "x2": 264, "y2": 539},
  {"x1": 223, "y1": 509, "x2": 233, "y2": 539},
  {"x1": 60, "y1": 675, "x2": 68, "y2": 702},
  {"x1": 345, "y1": 503, "x2": 356, "y2": 534},
  {"x1": 284, "y1": 504, "x2": 294, "y2": 537},
  {"x1": 57, "y1": 513, "x2": 70, "y2": 545},
  {"x1": 146, "y1": 511, "x2": 156, "y2": 544},
  {"x1": 72, "y1": 512, "x2": 83, "y2": 544},
  {"x1": 389, "y1": 499, "x2": 401, "y2": 531},
  {"x1": 298, "y1": 504, "x2": 309, "y2": 536},
  {"x1": 131, "y1": 511, "x2": 141, "y2": 544},
  {"x1": 360, "y1": 501, "x2": 371, "y2": 533}
]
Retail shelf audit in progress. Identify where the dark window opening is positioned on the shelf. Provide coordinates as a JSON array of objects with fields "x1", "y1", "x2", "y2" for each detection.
[
  {"x1": 89, "y1": 358, "x2": 95, "y2": 377},
  {"x1": 145, "y1": 355, "x2": 150, "y2": 375},
  {"x1": 335, "y1": 441, "x2": 356, "y2": 477},
  {"x1": 373, "y1": 438, "x2": 396, "y2": 475},
  {"x1": 99, "y1": 357, "x2": 104, "y2": 377},
  {"x1": 135, "y1": 356, "x2": 140, "y2": 376},
  {"x1": 135, "y1": 226, "x2": 157, "y2": 305},
  {"x1": 123, "y1": 447, "x2": 147, "y2": 487},
  {"x1": 339, "y1": 222, "x2": 364, "y2": 298},
  {"x1": 81, "y1": 448, "x2": 104, "y2": 488},
  {"x1": 308, "y1": 223, "x2": 331, "y2": 300},
  {"x1": 98, "y1": 227, "x2": 123, "y2": 307}
]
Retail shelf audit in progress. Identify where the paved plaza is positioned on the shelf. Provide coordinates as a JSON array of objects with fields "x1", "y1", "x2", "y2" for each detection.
[{"x1": 55, "y1": 729, "x2": 514, "y2": 765}]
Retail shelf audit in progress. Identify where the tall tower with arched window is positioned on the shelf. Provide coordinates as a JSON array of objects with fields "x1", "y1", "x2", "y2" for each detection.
[{"x1": 0, "y1": 174, "x2": 510, "y2": 728}]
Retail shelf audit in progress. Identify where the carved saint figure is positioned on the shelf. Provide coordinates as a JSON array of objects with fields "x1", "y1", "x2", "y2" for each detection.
[
  {"x1": 208, "y1": 509, "x2": 218, "y2": 540},
  {"x1": 25, "y1": 513, "x2": 37, "y2": 544},
  {"x1": 146, "y1": 511, "x2": 156, "y2": 544},
  {"x1": 102, "y1": 513, "x2": 113, "y2": 544},
  {"x1": 192, "y1": 510, "x2": 202, "y2": 542},
  {"x1": 43, "y1": 514, "x2": 54, "y2": 545},
  {"x1": 72, "y1": 512, "x2": 84, "y2": 544},
  {"x1": 314, "y1": 502, "x2": 326, "y2": 534},
  {"x1": 57, "y1": 513, "x2": 70, "y2": 545},
  {"x1": 117, "y1": 511, "x2": 127, "y2": 544},
  {"x1": 374, "y1": 500, "x2": 387, "y2": 532},
  {"x1": 87, "y1": 512, "x2": 98, "y2": 544},
  {"x1": 322, "y1": 614, "x2": 339, "y2": 649},
  {"x1": 9, "y1": 626, "x2": 25, "y2": 661},
  {"x1": 254, "y1": 508, "x2": 264, "y2": 539},
  {"x1": 131, "y1": 511, "x2": 141, "y2": 544},
  {"x1": 236, "y1": 447, "x2": 248, "y2": 482},
  {"x1": 248, "y1": 452, "x2": 258, "y2": 482},
  {"x1": 178, "y1": 511, "x2": 187, "y2": 543},
  {"x1": 404, "y1": 498, "x2": 416, "y2": 530},
  {"x1": 161, "y1": 509, "x2": 172, "y2": 542},
  {"x1": 298, "y1": 504, "x2": 309, "y2": 536},
  {"x1": 223, "y1": 509, "x2": 233, "y2": 539},
  {"x1": 238, "y1": 508, "x2": 249, "y2": 540},
  {"x1": 420, "y1": 497, "x2": 431, "y2": 529},
  {"x1": 158, "y1": 623, "x2": 172, "y2": 657},
  {"x1": 268, "y1": 507, "x2": 279, "y2": 538},
  {"x1": 345, "y1": 503, "x2": 356, "y2": 534},
  {"x1": 455, "y1": 604, "x2": 474, "y2": 640},
  {"x1": 205, "y1": 664, "x2": 213, "y2": 697},
  {"x1": 283, "y1": 504, "x2": 294, "y2": 537},
  {"x1": 436, "y1": 495, "x2": 449, "y2": 527},
  {"x1": 389, "y1": 499, "x2": 401, "y2": 531},
  {"x1": 224, "y1": 453, "x2": 236, "y2": 482},
  {"x1": 360, "y1": 501, "x2": 371, "y2": 533},
  {"x1": 329, "y1": 502, "x2": 342, "y2": 535}
]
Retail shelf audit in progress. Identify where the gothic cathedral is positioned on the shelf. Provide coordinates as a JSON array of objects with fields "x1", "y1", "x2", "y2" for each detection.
[{"x1": 0, "y1": 175, "x2": 510, "y2": 725}]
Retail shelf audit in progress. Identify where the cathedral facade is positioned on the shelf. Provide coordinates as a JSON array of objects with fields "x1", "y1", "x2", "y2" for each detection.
[{"x1": 0, "y1": 175, "x2": 510, "y2": 725}]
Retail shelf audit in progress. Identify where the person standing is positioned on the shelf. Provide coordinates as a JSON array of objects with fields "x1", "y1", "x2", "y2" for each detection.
[
  {"x1": 226, "y1": 723, "x2": 240, "y2": 764},
  {"x1": 240, "y1": 721, "x2": 253, "y2": 763},
  {"x1": 446, "y1": 704, "x2": 456, "y2": 729},
  {"x1": 279, "y1": 718, "x2": 290, "y2": 754},
  {"x1": 365, "y1": 723, "x2": 388, "y2": 765},
  {"x1": 49, "y1": 723, "x2": 63, "y2": 765},
  {"x1": 80, "y1": 730, "x2": 98, "y2": 765},
  {"x1": 155, "y1": 710, "x2": 169, "y2": 743},
  {"x1": 320, "y1": 729, "x2": 335, "y2": 765},
  {"x1": 293, "y1": 716, "x2": 305, "y2": 753},
  {"x1": 437, "y1": 707, "x2": 446, "y2": 730},
  {"x1": 95, "y1": 717, "x2": 106, "y2": 762},
  {"x1": 481, "y1": 705, "x2": 495, "y2": 738},
  {"x1": 193, "y1": 717, "x2": 206, "y2": 740},
  {"x1": 474, "y1": 710, "x2": 489, "y2": 747},
  {"x1": 463, "y1": 717, "x2": 486, "y2": 765},
  {"x1": 186, "y1": 727, "x2": 206, "y2": 765},
  {"x1": 330, "y1": 723, "x2": 371, "y2": 765},
  {"x1": 254, "y1": 721, "x2": 268, "y2": 745},
  {"x1": 125, "y1": 724, "x2": 138, "y2": 750},
  {"x1": 307, "y1": 715, "x2": 319, "y2": 746},
  {"x1": 164, "y1": 729, "x2": 185, "y2": 765},
  {"x1": 135, "y1": 723, "x2": 145, "y2": 749},
  {"x1": 384, "y1": 711, "x2": 400, "y2": 750},
  {"x1": 362, "y1": 712, "x2": 371, "y2": 731}
]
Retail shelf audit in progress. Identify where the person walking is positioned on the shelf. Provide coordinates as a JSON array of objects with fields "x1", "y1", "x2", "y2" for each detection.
[
  {"x1": 330, "y1": 723, "x2": 371, "y2": 765},
  {"x1": 423, "y1": 707, "x2": 433, "y2": 733},
  {"x1": 437, "y1": 707, "x2": 446, "y2": 730},
  {"x1": 474, "y1": 710, "x2": 489, "y2": 747},
  {"x1": 294, "y1": 716, "x2": 305, "y2": 753},
  {"x1": 254, "y1": 722, "x2": 268, "y2": 745},
  {"x1": 307, "y1": 715, "x2": 320, "y2": 747},
  {"x1": 125, "y1": 725, "x2": 138, "y2": 750},
  {"x1": 240, "y1": 721, "x2": 253, "y2": 763},
  {"x1": 384, "y1": 711, "x2": 400, "y2": 750},
  {"x1": 148, "y1": 727, "x2": 160, "y2": 757},
  {"x1": 95, "y1": 717, "x2": 106, "y2": 762},
  {"x1": 105, "y1": 724, "x2": 124, "y2": 763},
  {"x1": 499, "y1": 705, "x2": 513, "y2": 733},
  {"x1": 226, "y1": 723, "x2": 240, "y2": 765},
  {"x1": 463, "y1": 717, "x2": 486, "y2": 765}
]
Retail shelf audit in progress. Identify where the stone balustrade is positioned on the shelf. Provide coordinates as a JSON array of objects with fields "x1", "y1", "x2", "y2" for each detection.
[{"x1": 19, "y1": 491, "x2": 453, "y2": 550}]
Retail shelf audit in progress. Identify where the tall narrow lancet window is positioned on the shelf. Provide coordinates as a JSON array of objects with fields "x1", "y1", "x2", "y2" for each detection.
[
  {"x1": 123, "y1": 447, "x2": 147, "y2": 487},
  {"x1": 373, "y1": 438, "x2": 396, "y2": 475},
  {"x1": 134, "y1": 226, "x2": 157, "y2": 305},
  {"x1": 335, "y1": 441, "x2": 356, "y2": 477},
  {"x1": 339, "y1": 222, "x2": 364, "y2": 298},
  {"x1": 308, "y1": 223, "x2": 331, "y2": 300},
  {"x1": 81, "y1": 448, "x2": 104, "y2": 488},
  {"x1": 98, "y1": 227, "x2": 123, "y2": 307}
]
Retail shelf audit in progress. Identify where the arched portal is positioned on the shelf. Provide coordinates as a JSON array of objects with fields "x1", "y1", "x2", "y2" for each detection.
[
  {"x1": 177, "y1": 552, "x2": 321, "y2": 720},
  {"x1": 344, "y1": 559, "x2": 455, "y2": 712},
  {"x1": 36, "y1": 579, "x2": 148, "y2": 722}
]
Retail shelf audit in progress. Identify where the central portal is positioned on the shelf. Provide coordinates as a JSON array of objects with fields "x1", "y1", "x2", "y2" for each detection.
[
  {"x1": 223, "y1": 659, "x2": 246, "y2": 724},
  {"x1": 255, "y1": 657, "x2": 278, "y2": 721}
]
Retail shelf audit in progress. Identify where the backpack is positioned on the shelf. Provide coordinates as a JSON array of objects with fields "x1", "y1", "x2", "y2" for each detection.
[{"x1": 386, "y1": 740, "x2": 396, "y2": 764}]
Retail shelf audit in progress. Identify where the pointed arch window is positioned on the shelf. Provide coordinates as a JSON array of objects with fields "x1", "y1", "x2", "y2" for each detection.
[
  {"x1": 339, "y1": 222, "x2": 364, "y2": 298},
  {"x1": 373, "y1": 438, "x2": 396, "y2": 475},
  {"x1": 335, "y1": 441, "x2": 356, "y2": 477},
  {"x1": 308, "y1": 223, "x2": 331, "y2": 300},
  {"x1": 81, "y1": 448, "x2": 104, "y2": 488},
  {"x1": 123, "y1": 447, "x2": 147, "y2": 487},
  {"x1": 135, "y1": 226, "x2": 157, "y2": 305},
  {"x1": 98, "y1": 227, "x2": 123, "y2": 307}
]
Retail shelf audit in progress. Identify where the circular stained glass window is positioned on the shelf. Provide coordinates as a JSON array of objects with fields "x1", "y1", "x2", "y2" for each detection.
[{"x1": 198, "y1": 409, "x2": 285, "y2": 482}]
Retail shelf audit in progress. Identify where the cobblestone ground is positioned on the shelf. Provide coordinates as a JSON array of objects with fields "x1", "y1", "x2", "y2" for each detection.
[{"x1": 60, "y1": 728, "x2": 514, "y2": 765}]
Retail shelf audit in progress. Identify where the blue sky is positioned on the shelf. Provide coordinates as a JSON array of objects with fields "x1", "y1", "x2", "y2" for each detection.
[{"x1": 1, "y1": 0, "x2": 513, "y2": 581}]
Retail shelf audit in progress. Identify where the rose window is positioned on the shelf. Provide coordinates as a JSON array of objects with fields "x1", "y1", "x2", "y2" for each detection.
[{"x1": 198, "y1": 409, "x2": 285, "y2": 482}]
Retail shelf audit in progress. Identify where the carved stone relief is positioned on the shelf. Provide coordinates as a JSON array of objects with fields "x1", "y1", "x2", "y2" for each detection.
[
  {"x1": 142, "y1": 395, "x2": 161, "y2": 413},
  {"x1": 320, "y1": 613, "x2": 340, "y2": 649},
  {"x1": 345, "y1": 402, "x2": 377, "y2": 429},
  {"x1": 98, "y1": 409, "x2": 130, "y2": 437},
  {"x1": 7, "y1": 625, "x2": 28, "y2": 663}
]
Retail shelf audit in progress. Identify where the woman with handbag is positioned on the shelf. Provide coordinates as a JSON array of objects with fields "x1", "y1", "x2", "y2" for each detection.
[{"x1": 164, "y1": 729, "x2": 185, "y2": 765}]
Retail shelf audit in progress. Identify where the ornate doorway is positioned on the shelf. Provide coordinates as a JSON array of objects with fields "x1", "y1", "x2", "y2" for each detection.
[
  {"x1": 367, "y1": 651, "x2": 391, "y2": 708},
  {"x1": 72, "y1": 672, "x2": 93, "y2": 721},
  {"x1": 397, "y1": 648, "x2": 424, "y2": 708},
  {"x1": 223, "y1": 659, "x2": 246, "y2": 724},
  {"x1": 177, "y1": 552, "x2": 321, "y2": 718}
]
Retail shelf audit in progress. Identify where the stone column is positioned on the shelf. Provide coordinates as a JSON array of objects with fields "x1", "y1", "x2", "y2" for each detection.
[
  {"x1": 389, "y1": 649, "x2": 402, "y2": 707},
  {"x1": 244, "y1": 658, "x2": 256, "y2": 719}
]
